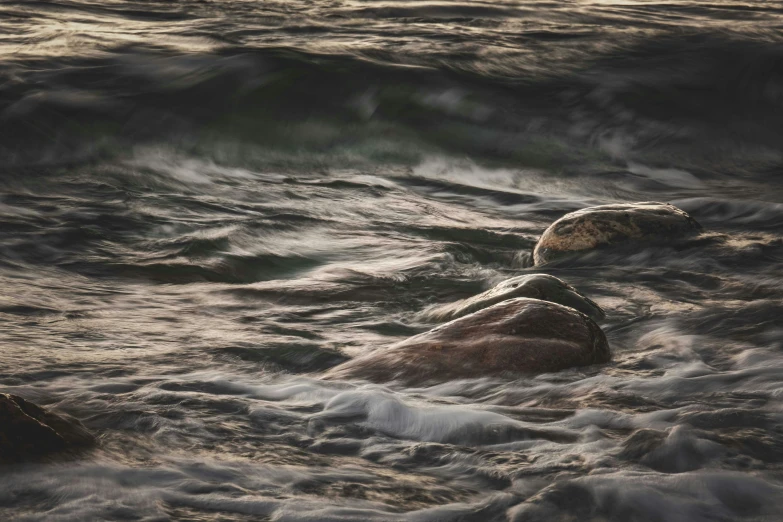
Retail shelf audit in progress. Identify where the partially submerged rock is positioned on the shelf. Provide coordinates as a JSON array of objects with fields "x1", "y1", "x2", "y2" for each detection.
[
  {"x1": 326, "y1": 298, "x2": 610, "y2": 384},
  {"x1": 533, "y1": 202, "x2": 701, "y2": 265},
  {"x1": 420, "y1": 273, "x2": 605, "y2": 323},
  {"x1": 0, "y1": 393, "x2": 95, "y2": 463}
]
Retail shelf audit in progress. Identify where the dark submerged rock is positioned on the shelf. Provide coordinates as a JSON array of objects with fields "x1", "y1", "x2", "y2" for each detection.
[
  {"x1": 0, "y1": 393, "x2": 95, "y2": 463},
  {"x1": 326, "y1": 297, "x2": 610, "y2": 384},
  {"x1": 533, "y1": 202, "x2": 701, "y2": 265},
  {"x1": 420, "y1": 273, "x2": 605, "y2": 322}
]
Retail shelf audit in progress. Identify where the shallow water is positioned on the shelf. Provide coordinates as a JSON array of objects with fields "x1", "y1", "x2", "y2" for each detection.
[{"x1": 1, "y1": 1, "x2": 783, "y2": 520}]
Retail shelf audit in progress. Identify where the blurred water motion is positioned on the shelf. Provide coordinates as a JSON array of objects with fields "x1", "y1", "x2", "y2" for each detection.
[{"x1": 0, "y1": 1, "x2": 782, "y2": 520}]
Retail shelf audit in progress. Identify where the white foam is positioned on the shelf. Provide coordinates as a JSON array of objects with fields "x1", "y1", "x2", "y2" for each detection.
[{"x1": 313, "y1": 387, "x2": 574, "y2": 445}]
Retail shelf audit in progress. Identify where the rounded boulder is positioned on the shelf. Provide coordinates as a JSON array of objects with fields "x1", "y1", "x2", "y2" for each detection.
[
  {"x1": 420, "y1": 273, "x2": 605, "y2": 323},
  {"x1": 533, "y1": 202, "x2": 701, "y2": 265},
  {"x1": 326, "y1": 297, "x2": 610, "y2": 385}
]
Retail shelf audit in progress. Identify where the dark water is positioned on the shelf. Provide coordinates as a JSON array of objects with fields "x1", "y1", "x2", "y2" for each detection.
[{"x1": 2, "y1": 1, "x2": 783, "y2": 520}]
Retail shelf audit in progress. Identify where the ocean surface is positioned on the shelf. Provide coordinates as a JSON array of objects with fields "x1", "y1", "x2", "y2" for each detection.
[{"x1": 1, "y1": 0, "x2": 783, "y2": 520}]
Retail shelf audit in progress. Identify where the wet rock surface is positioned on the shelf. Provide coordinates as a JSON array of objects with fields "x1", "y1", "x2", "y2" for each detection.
[
  {"x1": 0, "y1": 394, "x2": 95, "y2": 463},
  {"x1": 326, "y1": 297, "x2": 610, "y2": 384},
  {"x1": 420, "y1": 273, "x2": 605, "y2": 322},
  {"x1": 533, "y1": 202, "x2": 702, "y2": 265}
]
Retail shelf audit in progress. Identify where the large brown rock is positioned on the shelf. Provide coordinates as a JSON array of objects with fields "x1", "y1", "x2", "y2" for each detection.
[
  {"x1": 419, "y1": 273, "x2": 605, "y2": 323},
  {"x1": 326, "y1": 298, "x2": 610, "y2": 384},
  {"x1": 533, "y1": 202, "x2": 701, "y2": 265},
  {"x1": 0, "y1": 393, "x2": 95, "y2": 463}
]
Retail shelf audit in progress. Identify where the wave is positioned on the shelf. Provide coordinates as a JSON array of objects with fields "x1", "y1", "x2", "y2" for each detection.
[{"x1": 3, "y1": 33, "x2": 783, "y2": 183}]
